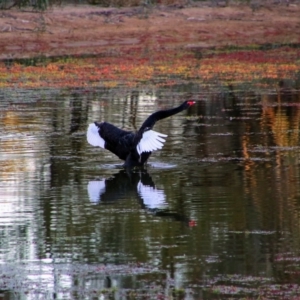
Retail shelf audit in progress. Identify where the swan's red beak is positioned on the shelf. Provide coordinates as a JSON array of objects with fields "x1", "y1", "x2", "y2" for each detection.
[{"x1": 187, "y1": 100, "x2": 196, "y2": 106}]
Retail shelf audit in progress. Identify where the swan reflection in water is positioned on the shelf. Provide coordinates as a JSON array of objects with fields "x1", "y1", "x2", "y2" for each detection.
[{"x1": 87, "y1": 170, "x2": 196, "y2": 227}]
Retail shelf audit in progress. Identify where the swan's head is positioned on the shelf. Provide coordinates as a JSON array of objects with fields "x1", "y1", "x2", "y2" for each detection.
[
  {"x1": 187, "y1": 100, "x2": 196, "y2": 106},
  {"x1": 182, "y1": 100, "x2": 196, "y2": 109}
]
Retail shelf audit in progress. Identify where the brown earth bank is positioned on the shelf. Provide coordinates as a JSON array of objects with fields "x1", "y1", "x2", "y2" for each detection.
[{"x1": 0, "y1": 1, "x2": 300, "y2": 60}]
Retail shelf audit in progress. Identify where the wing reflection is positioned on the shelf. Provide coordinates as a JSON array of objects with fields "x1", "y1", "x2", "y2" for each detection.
[
  {"x1": 88, "y1": 180, "x2": 106, "y2": 204},
  {"x1": 87, "y1": 170, "x2": 166, "y2": 208},
  {"x1": 137, "y1": 180, "x2": 166, "y2": 209},
  {"x1": 87, "y1": 170, "x2": 195, "y2": 226}
]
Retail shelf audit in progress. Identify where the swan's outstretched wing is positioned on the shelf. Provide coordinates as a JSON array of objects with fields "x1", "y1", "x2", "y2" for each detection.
[
  {"x1": 136, "y1": 130, "x2": 167, "y2": 155},
  {"x1": 87, "y1": 122, "x2": 134, "y2": 160},
  {"x1": 87, "y1": 123, "x2": 105, "y2": 148}
]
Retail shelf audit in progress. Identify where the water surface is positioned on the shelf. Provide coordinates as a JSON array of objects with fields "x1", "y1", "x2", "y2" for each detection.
[{"x1": 1, "y1": 84, "x2": 300, "y2": 299}]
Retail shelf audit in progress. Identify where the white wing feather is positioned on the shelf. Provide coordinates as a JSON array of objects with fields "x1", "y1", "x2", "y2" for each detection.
[
  {"x1": 137, "y1": 130, "x2": 167, "y2": 155},
  {"x1": 87, "y1": 123, "x2": 105, "y2": 148}
]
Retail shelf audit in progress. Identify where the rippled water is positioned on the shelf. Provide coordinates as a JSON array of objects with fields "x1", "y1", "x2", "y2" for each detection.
[{"x1": 1, "y1": 84, "x2": 300, "y2": 299}]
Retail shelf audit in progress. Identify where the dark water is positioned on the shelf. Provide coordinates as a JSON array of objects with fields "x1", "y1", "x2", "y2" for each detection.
[{"x1": 1, "y1": 84, "x2": 300, "y2": 299}]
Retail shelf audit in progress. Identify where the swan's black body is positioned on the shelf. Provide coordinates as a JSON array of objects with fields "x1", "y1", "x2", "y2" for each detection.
[{"x1": 87, "y1": 100, "x2": 195, "y2": 168}]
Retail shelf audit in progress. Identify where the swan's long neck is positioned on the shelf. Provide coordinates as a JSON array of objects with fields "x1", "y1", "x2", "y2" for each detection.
[{"x1": 139, "y1": 102, "x2": 188, "y2": 132}]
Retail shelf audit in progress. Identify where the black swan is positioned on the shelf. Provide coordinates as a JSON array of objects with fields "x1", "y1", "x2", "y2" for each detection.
[{"x1": 87, "y1": 100, "x2": 195, "y2": 168}]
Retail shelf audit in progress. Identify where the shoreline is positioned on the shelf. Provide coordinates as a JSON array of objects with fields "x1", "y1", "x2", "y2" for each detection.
[{"x1": 0, "y1": 3, "x2": 299, "y2": 60}]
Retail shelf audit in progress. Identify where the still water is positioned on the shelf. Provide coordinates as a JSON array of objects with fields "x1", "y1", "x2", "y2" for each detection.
[{"x1": 1, "y1": 84, "x2": 300, "y2": 299}]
